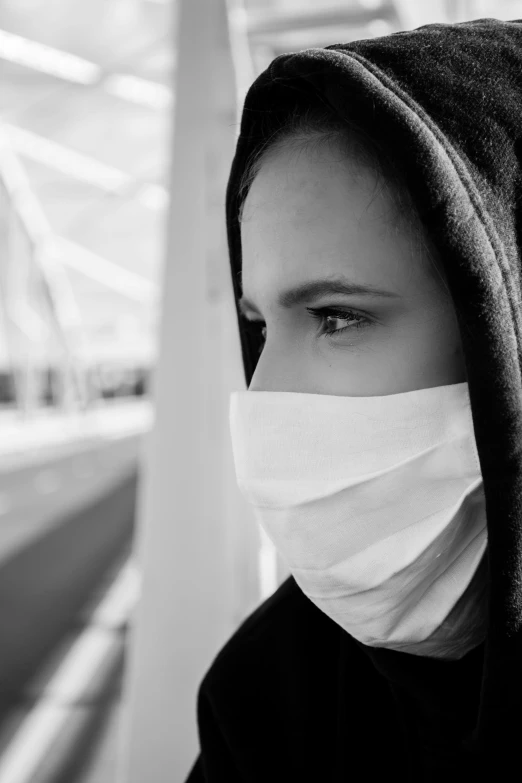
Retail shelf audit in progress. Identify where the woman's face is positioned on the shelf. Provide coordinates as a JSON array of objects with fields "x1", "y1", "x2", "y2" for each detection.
[{"x1": 239, "y1": 141, "x2": 466, "y2": 396}]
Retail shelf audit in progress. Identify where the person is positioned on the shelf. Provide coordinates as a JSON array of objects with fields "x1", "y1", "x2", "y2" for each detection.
[{"x1": 185, "y1": 16, "x2": 522, "y2": 781}]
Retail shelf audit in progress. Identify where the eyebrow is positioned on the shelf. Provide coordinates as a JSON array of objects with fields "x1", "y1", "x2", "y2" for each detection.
[{"x1": 238, "y1": 276, "x2": 400, "y2": 316}]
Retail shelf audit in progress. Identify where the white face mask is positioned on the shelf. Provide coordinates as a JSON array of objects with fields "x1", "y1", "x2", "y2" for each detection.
[{"x1": 229, "y1": 382, "x2": 488, "y2": 657}]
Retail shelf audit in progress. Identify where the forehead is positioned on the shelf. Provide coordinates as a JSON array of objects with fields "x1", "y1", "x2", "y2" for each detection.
[
  {"x1": 239, "y1": 143, "x2": 423, "y2": 294},
  {"x1": 241, "y1": 141, "x2": 375, "y2": 225},
  {"x1": 236, "y1": 145, "x2": 441, "y2": 303}
]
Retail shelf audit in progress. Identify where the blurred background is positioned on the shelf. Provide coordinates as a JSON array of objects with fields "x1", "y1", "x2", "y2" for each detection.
[{"x1": 0, "y1": 1, "x2": 519, "y2": 782}]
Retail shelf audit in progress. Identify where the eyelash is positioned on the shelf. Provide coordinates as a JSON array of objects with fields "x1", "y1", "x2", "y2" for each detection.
[
  {"x1": 306, "y1": 306, "x2": 370, "y2": 337},
  {"x1": 244, "y1": 306, "x2": 370, "y2": 352}
]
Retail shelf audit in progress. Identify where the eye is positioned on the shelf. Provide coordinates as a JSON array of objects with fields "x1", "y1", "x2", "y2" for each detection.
[
  {"x1": 306, "y1": 306, "x2": 370, "y2": 338},
  {"x1": 242, "y1": 307, "x2": 371, "y2": 355}
]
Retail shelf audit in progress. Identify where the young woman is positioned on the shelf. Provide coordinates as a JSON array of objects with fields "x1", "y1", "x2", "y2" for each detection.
[{"x1": 186, "y1": 16, "x2": 522, "y2": 781}]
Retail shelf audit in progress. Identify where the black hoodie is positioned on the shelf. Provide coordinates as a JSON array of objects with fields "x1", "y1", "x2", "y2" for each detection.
[{"x1": 185, "y1": 17, "x2": 522, "y2": 782}]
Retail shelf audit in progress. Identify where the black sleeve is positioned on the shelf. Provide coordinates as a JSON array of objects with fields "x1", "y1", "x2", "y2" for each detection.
[
  {"x1": 183, "y1": 681, "x2": 244, "y2": 783},
  {"x1": 184, "y1": 755, "x2": 205, "y2": 782},
  {"x1": 184, "y1": 579, "x2": 303, "y2": 783}
]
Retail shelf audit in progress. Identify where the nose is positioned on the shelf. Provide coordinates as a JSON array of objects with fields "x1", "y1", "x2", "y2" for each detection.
[{"x1": 248, "y1": 340, "x2": 304, "y2": 393}]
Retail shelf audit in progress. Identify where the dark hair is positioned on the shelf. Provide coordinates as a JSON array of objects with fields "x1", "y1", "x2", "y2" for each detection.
[{"x1": 237, "y1": 104, "x2": 450, "y2": 295}]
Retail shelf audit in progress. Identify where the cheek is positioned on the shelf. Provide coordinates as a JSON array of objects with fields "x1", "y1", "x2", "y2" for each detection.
[
  {"x1": 402, "y1": 298, "x2": 466, "y2": 385},
  {"x1": 429, "y1": 296, "x2": 464, "y2": 355},
  {"x1": 440, "y1": 315, "x2": 467, "y2": 381}
]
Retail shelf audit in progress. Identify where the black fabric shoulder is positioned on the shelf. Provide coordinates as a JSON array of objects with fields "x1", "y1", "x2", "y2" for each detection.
[
  {"x1": 194, "y1": 577, "x2": 407, "y2": 782},
  {"x1": 200, "y1": 576, "x2": 338, "y2": 689}
]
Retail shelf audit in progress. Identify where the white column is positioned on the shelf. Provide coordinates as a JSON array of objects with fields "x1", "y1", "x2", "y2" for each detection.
[{"x1": 117, "y1": 1, "x2": 260, "y2": 781}]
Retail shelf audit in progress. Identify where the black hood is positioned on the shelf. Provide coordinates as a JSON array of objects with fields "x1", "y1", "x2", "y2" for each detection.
[{"x1": 225, "y1": 16, "x2": 522, "y2": 764}]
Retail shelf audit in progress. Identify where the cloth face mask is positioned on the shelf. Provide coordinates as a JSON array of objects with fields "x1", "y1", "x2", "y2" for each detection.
[{"x1": 229, "y1": 382, "x2": 488, "y2": 655}]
